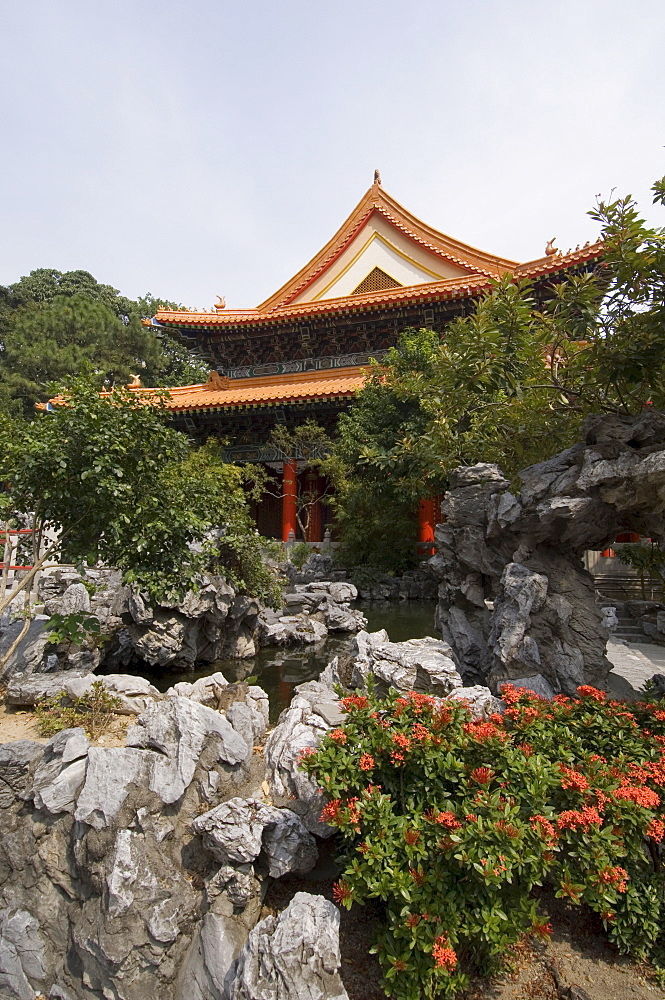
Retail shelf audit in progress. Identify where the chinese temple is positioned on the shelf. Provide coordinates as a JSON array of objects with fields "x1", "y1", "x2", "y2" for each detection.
[{"x1": 144, "y1": 174, "x2": 603, "y2": 545}]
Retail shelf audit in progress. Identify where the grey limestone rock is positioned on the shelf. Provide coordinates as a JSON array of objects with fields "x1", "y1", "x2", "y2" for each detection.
[
  {"x1": 126, "y1": 696, "x2": 250, "y2": 804},
  {"x1": 61, "y1": 672, "x2": 161, "y2": 715},
  {"x1": 349, "y1": 630, "x2": 463, "y2": 697},
  {"x1": 227, "y1": 891, "x2": 349, "y2": 1000},
  {"x1": 59, "y1": 583, "x2": 91, "y2": 616},
  {"x1": 429, "y1": 413, "x2": 665, "y2": 694},
  {"x1": 5, "y1": 672, "x2": 87, "y2": 707},
  {"x1": 0, "y1": 907, "x2": 48, "y2": 999},
  {"x1": 264, "y1": 685, "x2": 335, "y2": 837},
  {"x1": 193, "y1": 797, "x2": 318, "y2": 877},
  {"x1": 0, "y1": 741, "x2": 43, "y2": 809},
  {"x1": 448, "y1": 685, "x2": 504, "y2": 718},
  {"x1": 29, "y1": 728, "x2": 89, "y2": 815},
  {"x1": 259, "y1": 613, "x2": 328, "y2": 646}
]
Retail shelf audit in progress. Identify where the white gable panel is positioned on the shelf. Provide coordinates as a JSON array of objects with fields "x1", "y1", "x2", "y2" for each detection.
[{"x1": 317, "y1": 235, "x2": 438, "y2": 300}]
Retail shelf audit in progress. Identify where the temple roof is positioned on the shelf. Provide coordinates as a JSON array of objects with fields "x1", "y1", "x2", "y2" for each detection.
[
  {"x1": 39, "y1": 367, "x2": 368, "y2": 415},
  {"x1": 151, "y1": 178, "x2": 603, "y2": 331}
]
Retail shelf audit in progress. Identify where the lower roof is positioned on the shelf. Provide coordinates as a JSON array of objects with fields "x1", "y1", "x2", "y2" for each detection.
[{"x1": 129, "y1": 366, "x2": 368, "y2": 414}]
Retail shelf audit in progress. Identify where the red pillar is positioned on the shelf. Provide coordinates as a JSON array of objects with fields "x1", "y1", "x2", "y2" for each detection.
[
  {"x1": 305, "y1": 472, "x2": 323, "y2": 542},
  {"x1": 418, "y1": 498, "x2": 436, "y2": 552},
  {"x1": 282, "y1": 459, "x2": 298, "y2": 542}
]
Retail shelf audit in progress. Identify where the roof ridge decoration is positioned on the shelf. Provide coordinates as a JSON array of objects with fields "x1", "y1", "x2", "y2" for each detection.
[
  {"x1": 150, "y1": 181, "x2": 603, "y2": 329},
  {"x1": 256, "y1": 181, "x2": 520, "y2": 312}
]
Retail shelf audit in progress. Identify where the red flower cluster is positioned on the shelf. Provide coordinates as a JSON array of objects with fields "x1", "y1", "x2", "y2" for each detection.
[
  {"x1": 320, "y1": 798, "x2": 342, "y2": 824},
  {"x1": 615, "y1": 785, "x2": 661, "y2": 809},
  {"x1": 557, "y1": 806, "x2": 603, "y2": 830},
  {"x1": 463, "y1": 719, "x2": 504, "y2": 742},
  {"x1": 432, "y1": 935, "x2": 457, "y2": 971},
  {"x1": 434, "y1": 811, "x2": 462, "y2": 829},
  {"x1": 499, "y1": 684, "x2": 523, "y2": 705},
  {"x1": 530, "y1": 815, "x2": 558, "y2": 844},
  {"x1": 404, "y1": 829, "x2": 420, "y2": 845},
  {"x1": 596, "y1": 865, "x2": 628, "y2": 892},
  {"x1": 332, "y1": 879, "x2": 352, "y2": 904},
  {"x1": 647, "y1": 818, "x2": 665, "y2": 841},
  {"x1": 433, "y1": 706, "x2": 453, "y2": 729},
  {"x1": 340, "y1": 694, "x2": 369, "y2": 712},
  {"x1": 411, "y1": 722, "x2": 431, "y2": 742},
  {"x1": 470, "y1": 766, "x2": 494, "y2": 785},
  {"x1": 391, "y1": 732, "x2": 412, "y2": 751},
  {"x1": 359, "y1": 753, "x2": 375, "y2": 772},
  {"x1": 330, "y1": 729, "x2": 347, "y2": 744},
  {"x1": 576, "y1": 685, "x2": 606, "y2": 702},
  {"x1": 558, "y1": 764, "x2": 589, "y2": 793},
  {"x1": 298, "y1": 745, "x2": 317, "y2": 763}
]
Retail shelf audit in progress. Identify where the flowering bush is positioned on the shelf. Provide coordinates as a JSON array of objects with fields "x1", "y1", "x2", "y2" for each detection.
[{"x1": 300, "y1": 682, "x2": 665, "y2": 999}]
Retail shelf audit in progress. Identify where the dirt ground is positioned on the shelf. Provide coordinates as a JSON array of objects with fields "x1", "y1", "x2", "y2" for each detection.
[
  {"x1": 0, "y1": 702, "x2": 131, "y2": 747},
  {"x1": 462, "y1": 894, "x2": 665, "y2": 1000},
  {"x1": 266, "y1": 852, "x2": 665, "y2": 1000}
]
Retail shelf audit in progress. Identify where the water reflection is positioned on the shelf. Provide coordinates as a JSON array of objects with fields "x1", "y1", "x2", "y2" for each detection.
[{"x1": 140, "y1": 602, "x2": 438, "y2": 724}]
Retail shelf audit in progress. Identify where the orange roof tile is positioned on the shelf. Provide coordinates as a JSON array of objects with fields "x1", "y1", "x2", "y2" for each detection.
[
  {"x1": 152, "y1": 239, "x2": 603, "y2": 332},
  {"x1": 104, "y1": 367, "x2": 368, "y2": 414}
]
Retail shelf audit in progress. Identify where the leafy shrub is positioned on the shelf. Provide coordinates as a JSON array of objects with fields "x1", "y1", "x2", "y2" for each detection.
[
  {"x1": 46, "y1": 612, "x2": 101, "y2": 647},
  {"x1": 301, "y1": 683, "x2": 665, "y2": 999},
  {"x1": 288, "y1": 541, "x2": 312, "y2": 569},
  {"x1": 35, "y1": 679, "x2": 121, "y2": 739}
]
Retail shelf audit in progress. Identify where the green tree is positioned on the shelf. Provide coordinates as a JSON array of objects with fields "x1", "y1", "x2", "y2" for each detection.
[
  {"x1": 329, "y1": 329, "x2": 443, "y2": 570},
  {"x1": 331, "y1": 176, "x2": 665, "y2": 569},
  {"x1": 0, "y1": 377, "x2": 279, "y2": 607},
  {"x1": 0, "y1": 271, "x2": 209, "y2": 415}
]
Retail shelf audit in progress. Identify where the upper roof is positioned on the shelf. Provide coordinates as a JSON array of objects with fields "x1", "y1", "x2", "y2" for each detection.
[{"x1": 151, "y1": 177, "x2": 603, "y2": 331}]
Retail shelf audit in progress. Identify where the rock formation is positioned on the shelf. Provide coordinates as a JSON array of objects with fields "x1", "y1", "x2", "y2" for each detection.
[
  {"x1": 430, "y1": 411, "x2": 665, "y2": 695},
  {"x1": 0, "y1": 677, "x2": 347, "y2": 1000}
]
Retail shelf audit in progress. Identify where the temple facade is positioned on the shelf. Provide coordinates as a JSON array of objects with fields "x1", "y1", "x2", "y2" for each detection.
[{"x1": 145, "y1": 176, "x2": 602, "y2": 545}]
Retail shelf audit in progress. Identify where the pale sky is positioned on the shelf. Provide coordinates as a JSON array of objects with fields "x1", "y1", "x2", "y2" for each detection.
[{"x1": 2, "y1": 0, "x2": 664, "y2": 310}]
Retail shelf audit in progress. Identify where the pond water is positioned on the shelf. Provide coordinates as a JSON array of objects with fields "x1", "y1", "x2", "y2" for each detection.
[{"x1": 140, "y1": 601, "x2": 438, "y2": 723}]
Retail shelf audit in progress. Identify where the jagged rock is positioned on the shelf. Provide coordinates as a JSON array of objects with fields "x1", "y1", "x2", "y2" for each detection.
[
  {"x1": 74, "y1": 746, "x2": 155, "y2": 830},
  {"x1": 167, "y1": 670, "x2": 229, "y2": 705},
  {"x1": 59, "y1": 583, "x2": 91, "y2": 615},
  {"x1": 29, "y1": 728, "x2": 89, "y2": 815},
  {"x1": 429, "y1": 414, "x2": 665, "y2": 694},
  {"x1": 506, "y1": 674, "x2": 556, "y2": 700},
  {"x1": 193, "y1": 797, "x2": 317, "y2": 877},
  {"x1": 0, "y1": 618, "x2": 52, "y2": 681},
  {"x1": 259, "y1": 613, "x2": 328, "y2": 646},
  {"x1": 264, "y1": 679, "x2": 338, "y2": 836},
  {"x1": 0, "y1": 740, "x2": 43, "y2": 809},
  {"x1": 0, "y1": 694, "x2": 267, "y2": 1000},
  {"x1": 175, "y1": 911, "x2": 251, "y2": 1000},
  {"x1": 227, "y1": 891, "x2": 349, "y2": 1000},
  {"x1": 126, "y1": 696, "x2": 250, "y2": 805},
  {"x1": 294, "y1": 581, "x2": 358, "y2": 604},
  {"x1": 0, "y1": 907, "x2": 48, "y2": 999},
  {"x1": 66, "y1": 673, "x2": 161, "y2": 715},
  {"x1": 448, "y1": 685, "x2": 504, "y2": 717},
  {"x1": 349, "y1": 630, "x2": 463, "y2": 697},
  {"x1": 5, "y1": 671, "x2": 88, "y2": 706}
]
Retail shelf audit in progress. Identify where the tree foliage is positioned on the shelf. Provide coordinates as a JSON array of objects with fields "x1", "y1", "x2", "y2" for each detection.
[
  {"x1": 331, "y1": 176, "x2": 665, "y2": 570},
  {"x1": 0, "y1": 377, "x2": 280, "y2": 604},
  {"x1": 0, "y1": 270, "x2": 209, "y2": 415}
]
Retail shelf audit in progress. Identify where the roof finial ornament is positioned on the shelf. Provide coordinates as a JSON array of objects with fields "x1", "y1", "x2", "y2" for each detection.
[
  {"x1": 127, "y1": 374, "x2": 142, "y2": 388},
  {"x1": 545, "y1": 238, "x2": 559, "y2": 257},
  {"x1": 215, "y1": 295, "x2": 226, "y2": 311},
  {"x1": 373, "y1": 168, "x2": 381, "y2": 186}
]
